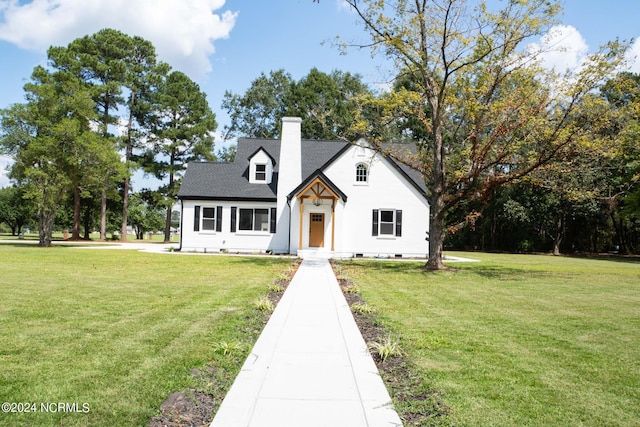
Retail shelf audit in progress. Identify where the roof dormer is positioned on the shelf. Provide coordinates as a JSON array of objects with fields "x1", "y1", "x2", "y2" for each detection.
[{"x1": 248, "y1": 147, "x2": 276, "y2": 184}]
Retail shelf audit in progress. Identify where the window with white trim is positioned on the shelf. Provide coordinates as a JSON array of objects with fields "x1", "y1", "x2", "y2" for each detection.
[
  {"x1": 193, "y1": 205, "x2": 222, "y2": 232},
  {"x1": 379, "y1": 210, "x2": 394, "y2": 235},
  {"x1": 230, "y1": 207, "x2": 276, "y2": 233},
  {"x1": 372, "y1": 209, "x2": 402, "y2": 237},
  {"x1": 202, "y1": 207, "x2": 216, "y2": 231},
  {"x1": 255, "y1": 164, "x2": 267, "y2": 181},
  {"x1": 355, "y1": 163, "x2": 368, "y2": 183}
]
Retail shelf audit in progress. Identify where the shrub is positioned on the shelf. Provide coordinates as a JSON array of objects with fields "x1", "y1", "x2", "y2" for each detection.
[
  {"x1": 368, "y1": 334, "x2": 403, "y2": 362},
  {"x1": 254, "y1": 296, "x2": 274, "y2": 312},
  {"x1": 350, "y1": 302, "x2": 374, "y2": 314},
  {"x1": 213, "y1": 340, "x2": 244, "y2": 356}
]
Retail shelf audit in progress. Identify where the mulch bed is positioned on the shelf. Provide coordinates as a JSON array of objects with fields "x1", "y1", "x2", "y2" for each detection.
[{"x1": 336, "y1": 272, "x2": 451, "y2": 426}]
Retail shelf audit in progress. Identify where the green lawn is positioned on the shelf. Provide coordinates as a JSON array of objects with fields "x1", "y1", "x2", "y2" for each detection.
[
  {"x1": 0, "y1": 245, "x2": 292, "y2": 427},
  {"x1": 340, "y1": 253, "x2": 640, "y2": 427},
  {"x1": 0, "y1": 232, "x2": 180, "y2": 242}
]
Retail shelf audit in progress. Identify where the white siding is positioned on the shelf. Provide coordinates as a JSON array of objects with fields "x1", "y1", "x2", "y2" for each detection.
[
  {"x1": 179, "y1": 131, "x2": 429, "y2": 258},
  {"x1": 323, "y1": 145, "x2": 430, "y2": 258},
  {"x1": 180, "y1": 200, "x2": 284, "y2": 253}
]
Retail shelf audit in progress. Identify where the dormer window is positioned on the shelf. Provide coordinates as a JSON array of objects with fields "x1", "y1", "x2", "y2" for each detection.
[
  {"x1": 355, "y1": 163, "x2": 368, "y2": 183},
  {"x1": 255, "y1": 164, "x2": 267, "y2": 181},
  {"x1": 247, "y1": 147, "x2": 275, "y2": 184}
]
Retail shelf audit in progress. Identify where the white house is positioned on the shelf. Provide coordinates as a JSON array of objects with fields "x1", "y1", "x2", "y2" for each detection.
[{"x1": 177, "y1": 117, "x2": 430, "y2": 258}]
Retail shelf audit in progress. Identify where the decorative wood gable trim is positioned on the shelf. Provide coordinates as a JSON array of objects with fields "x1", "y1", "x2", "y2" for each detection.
[
  {"x1": 297, "y1": 177, "x2": 340, "y2": 201},
  {"x1": 293, "y1": 174, "x2": 343, "y2": 252},
  {"x1": 287, "y1": 170, "x2": 347, "y2": 202}
]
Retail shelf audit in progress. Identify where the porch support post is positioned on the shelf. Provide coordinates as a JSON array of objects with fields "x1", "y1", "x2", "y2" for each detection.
[
  {"x1": 331, "y1": 199, "x2": 336, "y2": 251},
  {"x1": 298, "y1": 198, "x2": 304, "y2": 250}
]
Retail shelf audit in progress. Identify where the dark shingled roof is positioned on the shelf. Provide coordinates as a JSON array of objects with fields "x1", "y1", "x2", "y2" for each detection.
[{"x1": 177, "y1": 137, "x2": 427, "y2": 200}]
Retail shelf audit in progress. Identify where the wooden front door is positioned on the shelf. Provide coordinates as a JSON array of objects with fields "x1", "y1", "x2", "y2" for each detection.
[{"x1": 309, "y1": 213, "x2": 325, "y2": 248}]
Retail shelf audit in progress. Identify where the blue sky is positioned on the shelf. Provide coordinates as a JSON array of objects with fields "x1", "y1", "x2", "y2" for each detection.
[{"x1": 1, "y1": 0, "x2": 639, "y2": 189}]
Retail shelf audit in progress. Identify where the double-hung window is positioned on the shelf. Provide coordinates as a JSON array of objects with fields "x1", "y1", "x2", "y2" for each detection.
[
  {"x1": 202, "y1": 207, "x2": 216, "y2": 230},
  {"x1": 372, "y1": 209, "x2": 402, "y2": 237},
  {"x1": 255, "y1": 164, "x2": 267, "y2": 181},
  {"x1": 193, "y1": 206, "x2": 222, "y2": 232}
]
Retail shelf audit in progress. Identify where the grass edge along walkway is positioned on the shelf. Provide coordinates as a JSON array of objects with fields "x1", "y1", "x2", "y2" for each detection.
[
  {"x1": 0, "y1": 245, "x2": 294, "y2": 427},
  {"x1": 338, "y1": 252, "x2": 640, "y2": 427}
]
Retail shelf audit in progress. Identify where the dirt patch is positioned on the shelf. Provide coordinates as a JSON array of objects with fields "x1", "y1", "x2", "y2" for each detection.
[{"x1": 150, "y1": 389, "x2": 214, "y2": 427}]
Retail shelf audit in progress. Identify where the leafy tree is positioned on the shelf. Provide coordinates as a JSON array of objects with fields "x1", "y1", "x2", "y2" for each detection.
[
  {"x1": 0, "y1": 186, "x2": 34, "y2": 235},
  {"x1": 598, "y1": 72, "x2": 640, "y2": 253},
  {"x1": 128, "y1": 193, "x2": 165, "y2": 239},
  {"x1": 222, "y1": 68, "x2": 381, "y2": 141},
  {"x1": 216, "y1": 144, "x2": 237, "y2": 163},
  {"x1": 171, "y1": 209, "x2": 181, "y2": 230},
  {"x1": 143, "y1": 70, "x2": 217, "y2": 242},
  {"x1": 221, "y1": 70, "x2": 294, "y2": 140},
  {"x1": 291, "y1": 68, "x2": 379, "y2": 140},
  {"x1": 0, "y1": 67, "x2": 97, "y2": 246},
  {"x1": 119, "y1": 40, "x2": 167, "y2": 241},
  {"x1": 338, "y1": 0, "x2": 626, "y2": 269},
  {"x1": 46, "y1": 29, "x2": 179, "y2": 242},
  {"x1": 48, "y1": 29, "x2": 132, "y2": 240}
]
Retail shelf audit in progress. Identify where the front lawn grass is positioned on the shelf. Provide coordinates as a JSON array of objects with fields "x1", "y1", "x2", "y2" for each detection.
[
  {"x1": 340, "y1": 253, "x2": 640, "y2": 427},
  {"x1": 0, "y1": 245, "x2": 292, "y2": 427}
]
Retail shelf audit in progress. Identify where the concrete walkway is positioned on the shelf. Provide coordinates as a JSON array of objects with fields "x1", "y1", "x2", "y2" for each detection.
[{"x1": 210, "y1": 258, "x2": 403, "y2": 427}]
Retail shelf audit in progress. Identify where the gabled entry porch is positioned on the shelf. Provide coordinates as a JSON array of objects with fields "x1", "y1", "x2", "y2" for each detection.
[{"x1": 288, "y1": 171, "x2": 347, "y2": 254}]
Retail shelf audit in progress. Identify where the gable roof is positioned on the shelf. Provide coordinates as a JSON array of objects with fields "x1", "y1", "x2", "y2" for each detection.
[
  {"x1": 177, "y1": 137, "x2": 427, "y2": 201},
  {"x1": 176, "y1": 161, "x2": 278, "y2": 201},
  {"x1": 177, "y1": 138, "x2": 349, "y2": 201},
  {"x1": 382, "y1": 143, "x2": 429, "y2": 199},
  {"x1": 288, "y1": 169, "x2": 348, "y2": 202},
  {"x1": 247, "y1": 146, "x2": 277, "y2": 165}
]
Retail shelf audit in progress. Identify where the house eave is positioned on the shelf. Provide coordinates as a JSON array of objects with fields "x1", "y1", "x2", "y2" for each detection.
[{"x1": 178, "y1": 195, "x2": 277, "y2": 202}]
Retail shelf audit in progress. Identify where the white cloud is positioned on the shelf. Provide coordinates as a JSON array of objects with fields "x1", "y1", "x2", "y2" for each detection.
[
  {"x1": 336, "y1": 0, "x2": 353, "y2": 12},
  {"x1": 0, "y1": 0, "x2": 238, "y2": 77},
  {"x1": 527, "y1": 25, "x2": 589, "y2": 74},
  {"x1": 0, "y1": 155, "x2": 12, "y2": 188},
  {"x1": 626, "y1": 38, "x2": 640, "y2": 73}
]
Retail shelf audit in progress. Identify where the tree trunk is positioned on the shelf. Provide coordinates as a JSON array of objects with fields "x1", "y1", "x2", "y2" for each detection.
[
  {"x1": 426, "y1": 200, "x2": 446, "y2": 270},
  {"x1": 164, "y1": 152, "x2": 175, "y2": 243},
  {"x1": 164, "y1": 205, "x2": 172, "y2": 243},
  {"x1": 609, "y1": 209, "x2": 627, "y2": 254},
  {"x1": 121, "y1": 176, "x2": 130, "y2": 241},
  {"x1": 121, "y1": 94, "x2": 135, "y2": 241},
  {"x1": 100, "y1": 190, "x2": 107, "y2": 240},
  {"x1": 553, "y1": 215, "x2": 564, "y2": 256},
  {"x1": 72, "y1": 186, "x2": 81, "y2": 239},
  {"x1": 38, "y1": 207, "x2": 55, "y2": 247},
  {"x1": 425, "y1": 114, "x2": 446, "y2": 270},
  {"x1": 82, "y1": 205, "x2": 91, "y2": 239}
]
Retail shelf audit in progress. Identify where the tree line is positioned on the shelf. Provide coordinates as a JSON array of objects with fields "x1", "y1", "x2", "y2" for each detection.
[
  {"x1": 0, "y1": 29, "x2": 216, "y2": 246},
  {"x1": 1, "y1": 0, "x2": 639, "y2": 267}
]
